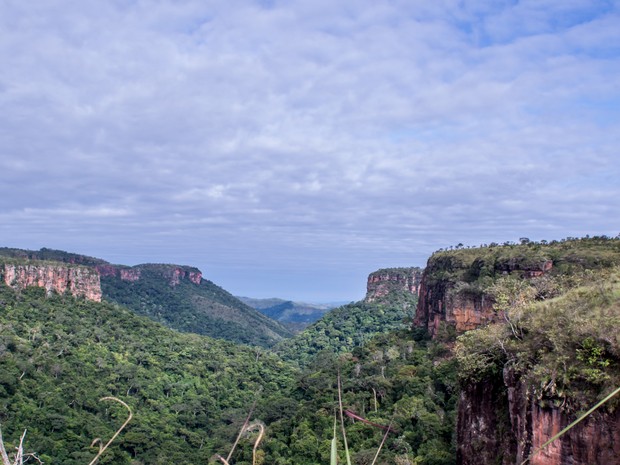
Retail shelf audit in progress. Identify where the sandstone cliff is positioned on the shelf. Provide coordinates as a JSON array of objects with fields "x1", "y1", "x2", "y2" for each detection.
[
  {"x1": 0, "y1": 261, "x2": 102, "y2": 301},
  {"x1": 457, "y1": 370, "x2": 620, "y2": 465},
  {"x1": 96, "y1": 263, "x2": 202, "y2": 286},
  {"x1": 449, "y1": 239, "x2": 620, "y2": 465},
  {"x1": 414, "y1": 250, "x2": 554, "y2": 338},
  {"x1": 365, "y1": 267, "x2": 423, "y2": 303}
]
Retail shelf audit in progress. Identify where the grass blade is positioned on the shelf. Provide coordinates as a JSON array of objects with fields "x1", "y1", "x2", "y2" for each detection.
[
  {"x1": 331, "y1": 415, "x2": 338, "y2": 465},
  {"x1": 337, "y1": 371, "x2": 352, "y2": 465}
]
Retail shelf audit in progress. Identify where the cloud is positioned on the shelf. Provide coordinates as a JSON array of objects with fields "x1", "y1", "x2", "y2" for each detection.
[{"x1": 0, "y1": 0, "x2": 618, "y2": 299}]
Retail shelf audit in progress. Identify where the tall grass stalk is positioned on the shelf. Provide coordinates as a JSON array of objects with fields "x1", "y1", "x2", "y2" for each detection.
[
  {"x1": 88, "y1": 397, "x2": 133, "y2": 465},
  {"x1": 520, "y1": 385, "x2": 620, "y2": 465},
  {"x1": 369, "y1": 418, "x2": 394, "y2": 465},
  {"x1": 337, "y1": 371, "x2": 352, "y2": 465},
  {"x1": 223, "y1": 400, "x2": 257, "y2": 464},
  {"x1": 331, "y1": 415, "x2": 338, "y2": 465}
]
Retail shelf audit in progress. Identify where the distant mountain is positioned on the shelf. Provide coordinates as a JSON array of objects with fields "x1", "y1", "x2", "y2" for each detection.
[
  {"x1": 237, "y1": 296, "x2": 339, "y2": 331},
  {"x1": 0, "y1": 248, "x2": 293, "y2": 347}
]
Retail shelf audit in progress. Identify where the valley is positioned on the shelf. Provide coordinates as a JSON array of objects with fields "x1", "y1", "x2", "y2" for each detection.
[{"x1": 0, "y1": 236, "x2": 619, "y2": 464}]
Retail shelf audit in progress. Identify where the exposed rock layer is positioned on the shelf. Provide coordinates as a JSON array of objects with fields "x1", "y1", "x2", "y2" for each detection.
[
  {"x1": 457, "y1": 370, "x2": 620, "y2": 465},
  {"x1": 414, "y1": 255, "x2": 553, "y2": 338},
  {"x1": 95, "y1": 264, "x2": 202, "y2": 286},
  {"x1": 1, "y1": 262, "x2": 102, "y2": 301},
  {"x1": 365, "y1": 267, "x2": 423, "y2": 302}
]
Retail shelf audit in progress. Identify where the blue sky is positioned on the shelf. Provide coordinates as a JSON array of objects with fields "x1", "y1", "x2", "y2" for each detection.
[{"x1": 1, "y1": 0, "x2": 619, "y2": 302}]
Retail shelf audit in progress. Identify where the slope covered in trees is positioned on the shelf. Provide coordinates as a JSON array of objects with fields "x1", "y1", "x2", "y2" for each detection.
[
  {"x1": 275, "y1": 284, "x2": 419, "y2": 367},
  {"x1": 0, "y1": 284, "x2": 296, "y2": 464},
  {"x1": 101, "y1": 264, "x2": 293, "y2": 347}
]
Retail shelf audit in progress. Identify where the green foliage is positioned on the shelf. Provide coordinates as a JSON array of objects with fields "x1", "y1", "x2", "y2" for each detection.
[
  {"x1": 455, "y1": 269, "x2": 620, "y2": 410},
  {"x1": 0, "y1": 284, "x2": 297, "y2": 464},
  {"x1": 263, "y1": 330, "x2": 458, "y2": 464},
  {"x1": 428, "y1": 236, "x2": 620, "y2": 288},
  {"x1": 276, "y1": 296, "x2": 417, "y2": 367},
  {"x1": 0, "y1": 247, "x2": 107, "y2": 266},
  {"x1": 101, "y1": 265, "x2": 292, "y2": 347}
]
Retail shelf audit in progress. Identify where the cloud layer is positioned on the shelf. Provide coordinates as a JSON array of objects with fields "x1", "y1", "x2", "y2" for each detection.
[{"x1": 1, "y1": 0, "x2": 619, "y2": 300}]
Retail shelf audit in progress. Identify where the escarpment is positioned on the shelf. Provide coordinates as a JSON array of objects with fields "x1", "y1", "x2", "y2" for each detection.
[
  {"x1": 414, "y1": 251, "x2": 560, "y2": 338},
  {"x1": 457, "y1": 368, "x2": 620, "y2": 465},
  {"x1": 444, "y1": 238, "x2": 620, "y2": 465},
  {"x1": 96, "y1": 263, "x2": 203, "y2": 287},
  {"x1": 0, "y1": 261, "x2": 102, "y2": 301},
  {"x1": 365, "y1": 267, "x2": 423, "y2": 302}
]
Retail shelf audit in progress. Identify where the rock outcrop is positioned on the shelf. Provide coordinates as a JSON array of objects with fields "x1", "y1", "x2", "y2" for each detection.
[
  {"x1": 95, "y1": 263, "x2": 202, "y2": 286},
  {"x1": 415, "y1": 275, "x2": 496, "y2": 337},
  {"x1": 457, "y1": 370, "x2": 620, "y2": 465},
  {"x1": 365, "y1": 267, "x2": 423, "y2": 303},
  {"x1": 1, "y1": 262, "x2": 102, "y2": 301},
  {"x1": 414, "y1": 253, "x2": 554, "y2": 338}
]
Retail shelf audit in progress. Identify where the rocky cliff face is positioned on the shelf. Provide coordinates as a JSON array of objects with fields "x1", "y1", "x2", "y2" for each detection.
[
  {"x1": 415, "y1": 276, "x2": 496, "y2": 337},
  {"x1": 414, "y1": 253, "x2": 554, "y2": 338},
  {"x1": 365, "y1": 267, "x2": 423, "y2": 302},
  {"x1": 96, "y1": 263, "x2": 202, "y2": 286},
  {"x1": 1, "y1": 262, "x2": 102, "y2": 301},
  {"x1": 450, "y1": 240, "x2": 620, "y2": 465},
  {"x1": 457, "y1": 370, "x2": 620, "y2": 465}
]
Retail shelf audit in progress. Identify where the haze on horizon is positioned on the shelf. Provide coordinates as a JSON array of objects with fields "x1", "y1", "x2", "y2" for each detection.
[{"x1": 1, "y1": 0, "x2": 619, "y2": 302}]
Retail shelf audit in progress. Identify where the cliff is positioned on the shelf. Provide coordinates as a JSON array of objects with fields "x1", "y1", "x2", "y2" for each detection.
[
  {"x1": 365, "y1": 267, "x2": 423, "y2": 302},
  {"x1": 457, "y1": 369, "x2": 620, "y2": 465},
  {"x1": 96, "y1": 263, "x2": 203, "y2": 286},
  {"x1": 452, "y1": 239, "x2": 620, "y2": 465},
  {"x1": 0, "y1": 261, "x2": 102, "y2": 301},
  {"x1": 414, "y1": 238, "x2": 620, "y2": 338},
  {"x1": 0, "y1": 247, "x2": 291, "y2": 347}
]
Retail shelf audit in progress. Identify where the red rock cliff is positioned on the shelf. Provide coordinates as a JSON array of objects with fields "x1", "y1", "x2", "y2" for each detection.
[
  {"x1": 1, "y1": 262, "x2": 102, "y2": 301},
  {"x1": 414, "y1": 254, "x2": 553, "y2": 338},
  {"x1": 96, "y1": 263, "x2": 202, "y2": 286},
  {"x1": 415, "y1": 275, "x2": 496, "y2": 337},
  {"x1": 365, "y1": 267, "x2": 423, "y2": 303},
  {"x1": 457, "y1": 369, "x2": 620, "y2": 465}
]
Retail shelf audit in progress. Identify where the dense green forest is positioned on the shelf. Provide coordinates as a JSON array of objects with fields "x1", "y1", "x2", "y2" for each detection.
[
  {"x1": 100, "y1": 264, "x2": 292, "y2": 347},
  {"x1": 276, "y1": 282, "x2": 419, "y2": 367},
  {"x1": 263, "y1": 331, "x2": 458, "y2": 465},
  {"x1": 0, "y1": 284, "x2": 295, "y2": 464},
  {"x1": 1, "y1": 237, "x2": 619, "y2": 464}
]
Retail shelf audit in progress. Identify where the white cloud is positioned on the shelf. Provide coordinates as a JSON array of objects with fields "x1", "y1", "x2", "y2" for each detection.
[{"x1": 0, "y1": 0, "x2": 618, "y2": 299}]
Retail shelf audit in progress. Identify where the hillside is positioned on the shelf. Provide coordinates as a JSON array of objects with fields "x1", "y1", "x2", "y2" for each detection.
[
  {"x1": 100, "y1": 263, "x2": 293, "y2": 347},
  {"x1": 0, "y1": 283, "x2": 297, "y2": 464},
  {"x1": 237, "y1": 296, "x2": 335, "y2": 331},
  {"x1": 0, "y1": 248, "x2": 293, "y2": 347},
  {"x1": 276, "y1": 267, "x2": 421, "y2": 366}
]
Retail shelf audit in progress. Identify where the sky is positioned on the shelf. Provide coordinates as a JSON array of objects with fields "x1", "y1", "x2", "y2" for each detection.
[{"x1": 1, "y1": 0, "x2": 619, "y2": 302}]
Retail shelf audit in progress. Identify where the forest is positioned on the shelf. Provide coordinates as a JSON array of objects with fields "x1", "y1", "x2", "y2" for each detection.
[{"x1": 0, "y1": 236, "x2": 619, "y2": 464}]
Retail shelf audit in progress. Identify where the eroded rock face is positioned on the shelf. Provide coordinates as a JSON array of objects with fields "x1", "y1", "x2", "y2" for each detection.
[
  {"x1": 414, "y1": 257, "x2": 553, "y2": 338},
  {"x1": 96, "y1": 263, "x2": 202, "y2": 286},
  {"x1": 365, "y1": 267, "x2": 423, "y2": 302},
  {"x1": 1, "y1": 263, "x2": 102, "y2": 301},
  {"x1": 415, "y1": 277, "x2": 497, "y2": 337},
  {"x1": 457, "y1": 370, "x2": 620, "y2": 465}
]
